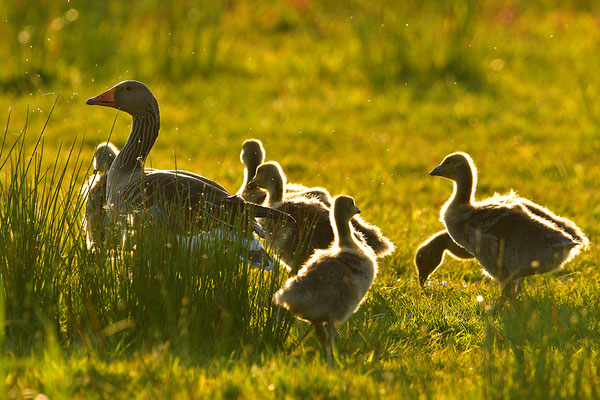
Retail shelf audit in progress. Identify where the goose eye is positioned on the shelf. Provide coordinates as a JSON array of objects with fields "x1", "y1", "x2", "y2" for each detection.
[{"x1": 124, "y1": 85, "x2": 132, "y2": 91}]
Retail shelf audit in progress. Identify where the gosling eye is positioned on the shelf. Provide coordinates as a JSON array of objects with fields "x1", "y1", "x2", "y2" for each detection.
[{"x1": 124, "y1": 85, "x2": 132, "y2": 91}]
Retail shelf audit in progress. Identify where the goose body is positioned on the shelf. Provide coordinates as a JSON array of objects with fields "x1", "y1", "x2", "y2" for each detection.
[
  {"x1": 415, "y1": 196, "x2": 588, "y2": 285},
  {"x1": 250, "y1": 160, "x2": 394, "y2": 267},
  {"x1": 286, "y1": 183, "x2": 332, "y2": 206},
  {"x1": 82, "y1": 142, "x2": 119, "y2": 249},
  {"x1": 249, "y1": 161, "x2": 336, "y2": 270},
  {"x1": 86, "y1": 81, "x2": 289, "y2": 236},
  {"x1": 274, "y1": 195, "x2": 377, "y2": 364},
  {"x1": 430, "y1": 152, "x2": 587, "y2": 296}
]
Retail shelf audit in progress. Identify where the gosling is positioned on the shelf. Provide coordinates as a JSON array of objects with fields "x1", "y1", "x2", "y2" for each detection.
[
  {"x1": 415, "y1": 230, "x2": 473, "y2": 286},
  {"x1": 415, "y1": 195, "x2": 589, "y2": 285},
  {"x1": 249, "y1": 161, "x2": 336, "y2": 270},
  {"x1": 82, "y1": 142, "x2": 119, "y2": 249},
  {"x1": 430, "y1": 152, "x2": 587, "y2": 297},
  {"x1": 274, "y1": 195, "x2": 377, "y2": 365},
  {"x1": 238, "y1": 139, "x2": 268, "y2": 204}
]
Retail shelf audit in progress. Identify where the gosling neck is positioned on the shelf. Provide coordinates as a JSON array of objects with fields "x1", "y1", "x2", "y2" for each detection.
[
  {"x1": 333, "y1": 210, "x2": 359, "y2": 250},
  {"x1": 266, "y1": 174, "x2": 285, "y2": 205},
  {"x1": 241, "y1": 159, "x2": 260, "y2": 193},
  {"x1": 449, "y1": 168, "x2": 475, "y2": 206},
  {"x1": 111, "y1": 106, "x2": 160, "y2": 174},
  {"x1": 429, "y1": 233, "x2": 449, "y2": 265},
  {"x1": 244, "y1": 157, "x2": 260, "y2": 183}
]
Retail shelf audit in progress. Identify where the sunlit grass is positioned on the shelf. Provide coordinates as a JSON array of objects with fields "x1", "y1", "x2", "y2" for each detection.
[{"x1": 1, "y1": 0, "x2": 600, "y2": 398}]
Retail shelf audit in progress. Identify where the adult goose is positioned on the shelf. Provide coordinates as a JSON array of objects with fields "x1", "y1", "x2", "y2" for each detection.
[
  {"x1": 86, "y1": 81, "x2": 290, "y2": 238},
  {"x1": 430, "y1": 152, "x2": 587, "y2": 297},
  {"x1": 274, "y1": 195, "x2": 377, "y2": 365},
  {"x1": 238, "y1": 139, "x2": 268, "y2": 204},
  {"x1": 82, "y1": 142, "x2": 119, "y2": 249}
]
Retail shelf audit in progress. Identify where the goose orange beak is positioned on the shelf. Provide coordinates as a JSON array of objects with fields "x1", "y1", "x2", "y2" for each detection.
[{"x1": 86, "y1": 87, "x2": 117, "y2": 107}]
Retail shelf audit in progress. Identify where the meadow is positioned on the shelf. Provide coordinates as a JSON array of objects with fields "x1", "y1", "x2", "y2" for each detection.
[{"x1": 1, "y1": 0, "x2": 600, "y2": 398}]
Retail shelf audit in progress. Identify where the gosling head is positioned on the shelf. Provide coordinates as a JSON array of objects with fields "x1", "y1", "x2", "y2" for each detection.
[
  {"x1": 93, "y1": 142, "x2": 119, "y2": 173},
  {"x1": 333, "y1": 195, "x2": 361, "y2": 222},
  {"x1": 86, "y1": 80, "x2": 158, "y2": 117},
  {"x1": 429, "y1": 152, "x2": 476, "y2": 181},
  {"x1": 240, "y1": 139, "x2": 265, "y2": 168},
  {"x1": 414, "y1": 241, "x2": 444, "y2": 286},
  {"x1": 248, "y1": 161, "x2": 285, "y2": 192}
]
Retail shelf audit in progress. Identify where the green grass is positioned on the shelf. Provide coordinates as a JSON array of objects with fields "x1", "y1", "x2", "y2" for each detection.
[{"x1": 1, "y1": 0, "x2": 600, "y2": 398}]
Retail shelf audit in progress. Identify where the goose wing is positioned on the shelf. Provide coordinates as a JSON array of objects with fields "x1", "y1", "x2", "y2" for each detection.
[
  {"x1": 518, "y1": 199, "x2": 588, "y2": 245},
  {"x1": 463, "y1": 202, "x2": 575, "y2": 262},
  {"x1": 160, "y1": 169, "x2": 230, "y2": 193},
  {"x1": 119, "y1": 169, "x2": 292, "y2": 231},
  {"x1": 488, "y1": 193, "x2": 587, "y2": 246}
]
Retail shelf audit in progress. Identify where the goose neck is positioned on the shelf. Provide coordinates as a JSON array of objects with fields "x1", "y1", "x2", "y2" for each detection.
[
  {"x1": 450, "y1": 169, "x2": 474, "y2": 205},
  {"x1": 267, "y1": 175, "x2": 285, "y2": 205},
  {"x1": 113, "y1": 109, "x2": 160, "y2": 173},
  {"x1": 245, "y1": 160, "x2": 260, "y2": 182},
  {"x1": 430, "y1": 234, "x2": 450, "y2": 263},
  {"x1": 333, "y1": 211, "x2": 359, "y2": 250}
]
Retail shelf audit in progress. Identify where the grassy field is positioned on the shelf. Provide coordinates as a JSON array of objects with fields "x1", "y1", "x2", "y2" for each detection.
[{"x1": 1, "y1": 0, "x2": 600, "y2": 398}]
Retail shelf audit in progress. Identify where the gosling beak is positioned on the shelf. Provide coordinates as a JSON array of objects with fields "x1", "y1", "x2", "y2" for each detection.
[
  {"x1": 247, "y1": 177, "x2": 258, "y2": 189},
  {"x1": 354, "y1": 206, "x2": 361, "y2": 214},
  {"x1": 429, "y1": 164, "x2": 444, "y2": 176},
  {"x1": 86, "y1": 87, "x2": 117, "y2": 107}
]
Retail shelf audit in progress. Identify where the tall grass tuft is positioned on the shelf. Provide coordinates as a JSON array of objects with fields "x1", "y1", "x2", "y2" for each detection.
[
  {"x1": 0, "y1": 104, "x2": 294, "y2": 357},
  {"x1": 73, "y1": 206, "x2": 295, "y2": 354},
  {"x1": 0, "y1": 100, "x2": 88, "y2": 351}
]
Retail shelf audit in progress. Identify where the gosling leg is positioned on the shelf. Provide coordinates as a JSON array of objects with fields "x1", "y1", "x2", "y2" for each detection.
[
  {"x1": 501, "y1": 280, "x2": 519, "y2": 300},
  {"x1": 327, "y1": 321, "x2": 337, "y2": 367},
  {"x1": 294, "y1": 323, "x2": 312, "y2": 347},
  {"x1": 314, "y1": 322, "x2": 328, "y2": 362}
]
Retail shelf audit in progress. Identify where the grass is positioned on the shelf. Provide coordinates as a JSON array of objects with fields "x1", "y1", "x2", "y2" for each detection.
[{"x1": 1, "y1": 0, "x2": 600, "y2": 398}]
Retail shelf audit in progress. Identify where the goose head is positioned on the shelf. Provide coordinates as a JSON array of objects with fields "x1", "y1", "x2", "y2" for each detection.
[
  {"x1": 86, "y1": 80, "x2": 158, "y2": 116},
  {"x1": 414, "y1": 241, "x2": 443, "y2": 286},
  {"x1": 429, "y1": 152, "x2": 476, "y2": 181},
  {"x1": 333, "y1": 195, "x2": 361, "y2": 222},
  {"x1": 240, "y1": 139, "x2": 265, "y2": 169},
  {"x1": 248, "y1": 161, "x2": 285, "y2": 193},
  {"x1": 93, "y1": 143, "x2": 119, "y2": 173}
]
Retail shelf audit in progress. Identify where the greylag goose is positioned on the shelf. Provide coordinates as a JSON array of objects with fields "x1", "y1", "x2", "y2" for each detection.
[
  {"x1": 82, "y1": 142, "x2": 119, "y2": 249},
  {"x1": 86, "y1": 81, "x2": 291, "y2": 238},
  {"x1": 237, "y1": 139, "x2": 268, "y2": 204},
  {"x1": 274, "y1": 195, "x2": 377, "y2": 365},
  {"x1": 248, "y1": 161, "x2": 335, "y2": 270},
  {"x1": 430, "y1": 152, "x2": 587, "y2": 297},
  {"x1": 415, "y1": 230, "x2": 473, "y2": 286},
  {"x1": 250, "y1": 161, "x2": 394, "y2": 265},
  {"x1": 239, "y1": 138, "x2": 332, "y2": 205},
  {"x1": 415, "y1": 196, "x2": 589, "y2": 285},
  {"x1": 249, "y1": 139, "x2": 392, "y2": 256}
]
